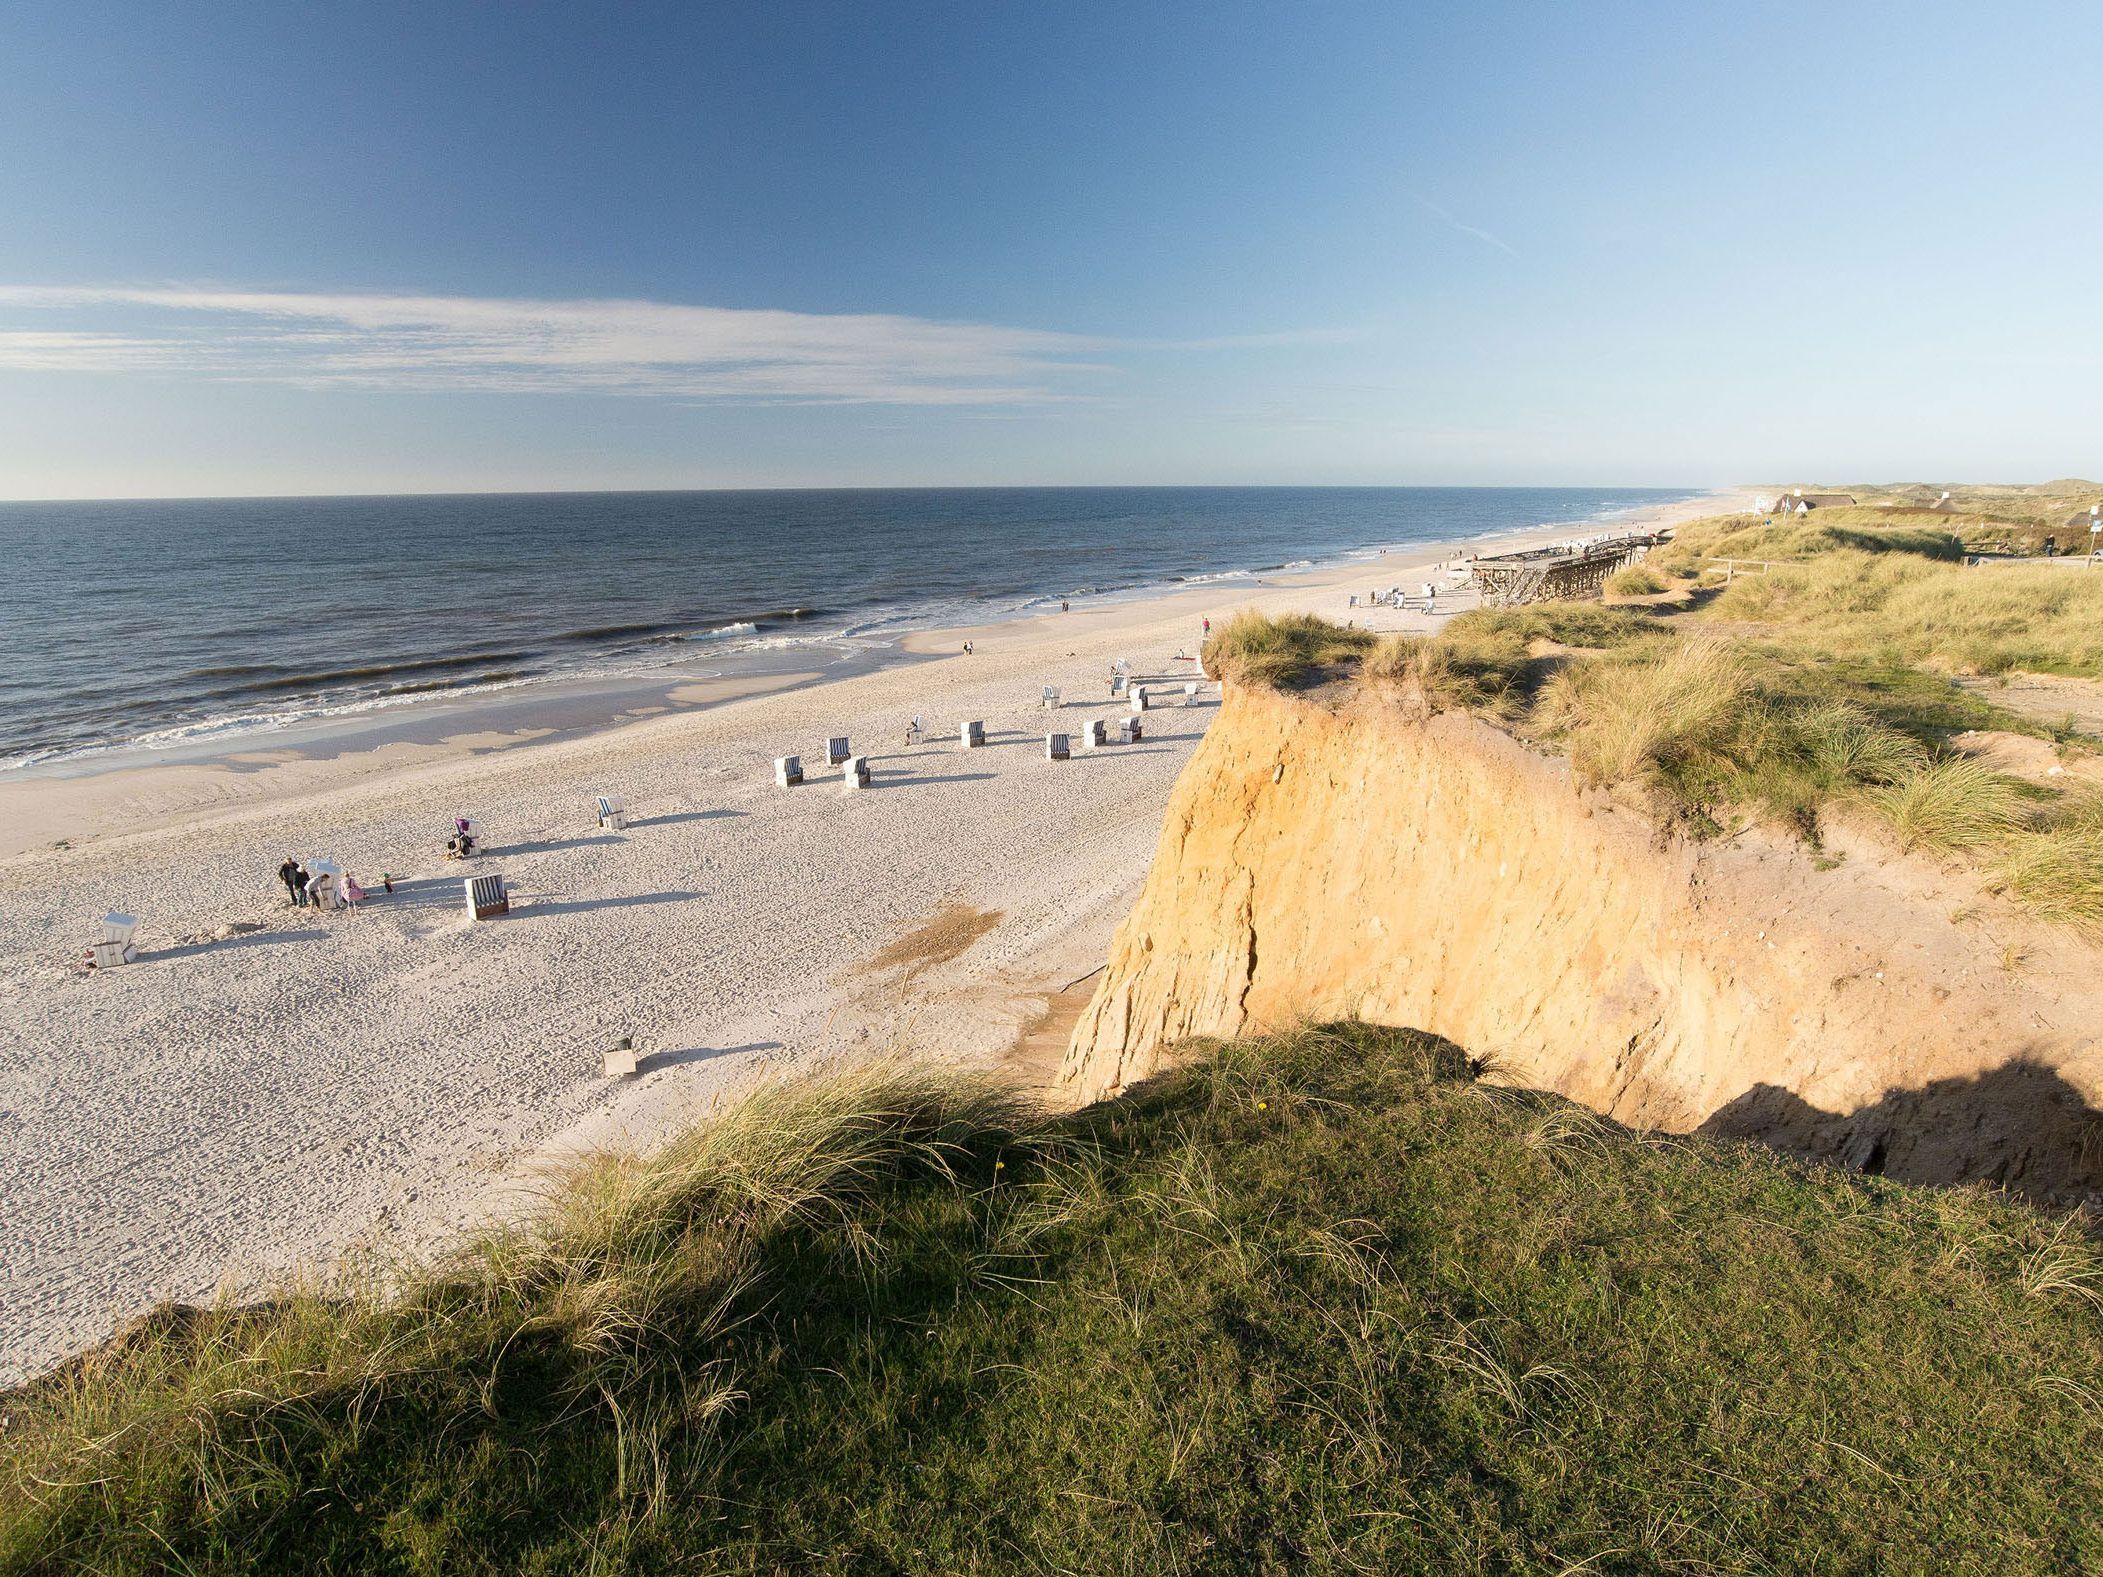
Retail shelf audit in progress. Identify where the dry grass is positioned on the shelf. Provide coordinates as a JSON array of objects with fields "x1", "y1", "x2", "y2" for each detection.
[
  {"x1": 1651, "y1": 513, "x2": 1965, "y2": 572},
  {"x1": 1712, "y1": 552, "x2": 2103, "y2": 676},
  {"x1": 1606, "y1": 564, "x2": 1665, "y2": 596},
  {"x1": 1536, "y1": 637, "x2": 1755, "y2": 786},
  {"x1": 1867, "y1": 757, "x2": 2034, "y2": 853},
  {"x1": 1202, "y1": 609, "x2": 1374, "y2": 689},
  {"x1": 2001, "y1": 830, "x2": 2103, "y2": 939}
]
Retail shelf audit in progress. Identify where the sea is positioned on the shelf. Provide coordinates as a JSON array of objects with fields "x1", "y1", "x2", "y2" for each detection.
[{"x1": 0, "y1": 486, "x2": 1696, "y2": 773}]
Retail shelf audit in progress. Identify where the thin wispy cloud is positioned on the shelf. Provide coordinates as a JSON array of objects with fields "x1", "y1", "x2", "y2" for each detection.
[
  {"x1": 1413, "y1": 196, "x2": 1520, "y2": 259},
  {"x1": 0, "y1": 285, "x2": 1127, "y2": 405}
]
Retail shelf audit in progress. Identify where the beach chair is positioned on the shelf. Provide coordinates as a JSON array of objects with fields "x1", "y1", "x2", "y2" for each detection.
[
  {"x1": 843, "y1": 755, "x2": 871, "y2": 790},
  {"x1": 1111, "y1": 672, "x2": 1128, "y2": 696},
  {"x1": 961, "y1": 720, "x2": 985, "y2": 748},
  {"x1": 465, "y1": 873, "x2": 509, "y2": 920},
  {"x1": 91, "y1": 912, "x2": 139, "y2": 969},
  {"x1": 595, "y1": 793, "x2": 627, "y2": 831},
  {"x1": 1082, "y1": 718, "x2": 1108, "y2": 748},
  {"x1": 1042, "y1": 685, "x2": 1061, "y2": 709},
  {"x1": 602, "y1": 1036, "x2": 639, "y2": 1077},
  {"x1": 1183, "y1": 681, "x2": 1200, "y2": 704},
  {"x1": 1115, "y1": 718, "x2": 1135, "y2": 745},
  {"x1": 824, "y1": 736, "x2": 851, "y2": 767},
  {"x1": 308, "y1": 860, "x2": 344, "y2": 911},
  {"x1": 1113, "y1": 657, "x2": 1129, "y2": 675},
  {"x1": 775, "y1": 754, "x2": 804, "y2": 788},
  {"x1": 1131, "y1": 687, "x2": 1149, "y2": 712},
  {"x1": 1127, "y1": 718, "x2": 1145, "y2": 743},
  {"x1": 1045, "y1": 732, "x2": 1071, "y2": 761}
]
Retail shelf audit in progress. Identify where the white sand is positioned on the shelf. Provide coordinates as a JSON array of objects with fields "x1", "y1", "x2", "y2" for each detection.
[{"x1": 0, "y1": 492, "x2": 1742, "y2": 1382}]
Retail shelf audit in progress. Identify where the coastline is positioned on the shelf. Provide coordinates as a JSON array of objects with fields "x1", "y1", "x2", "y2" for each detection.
[
  {"x1": 0, "y1": 488, "x2": 1738, "y2": 865},
  {"x1": 0, "y1": 488, "x2": 1746, "y2": 1383}
]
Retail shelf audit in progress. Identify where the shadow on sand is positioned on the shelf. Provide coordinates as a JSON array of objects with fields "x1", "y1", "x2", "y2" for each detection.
[
  {"x1": 520, "y1": 889, "x2": 706, "y2": 919},
  {"x1": 636, "y1": 1040, "x2": 781, "y2": 1075},
  {"x1": 628, "y1": 808, "x2": 746, "y2": 829},
  {"x1": 151, "y1": 928, "x2": 331, "y2": 961}
]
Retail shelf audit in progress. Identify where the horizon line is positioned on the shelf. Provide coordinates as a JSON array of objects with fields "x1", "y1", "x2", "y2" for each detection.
[{"x1": 0, "y1": 480, "x2": 1733, "y2": 506}]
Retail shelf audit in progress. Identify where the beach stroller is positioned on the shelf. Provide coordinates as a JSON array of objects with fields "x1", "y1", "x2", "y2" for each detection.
[
  {"x1": 596, "y1": 794, "x2": 627, "y2": 832},
  {"x1": 90, "y1": 913, "x2": 139, "y2": 969},
  {"x1": 465, "y1": 873, "x2": 510, "y2": 920}
]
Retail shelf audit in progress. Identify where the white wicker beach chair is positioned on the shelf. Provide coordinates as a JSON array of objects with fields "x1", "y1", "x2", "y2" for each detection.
[
  {"x1": 596, "y1": 793, "x2": 627, "y2": 831},
  {"x1": 91, "y1": 912, "x2": 139, "y2": 968},
  {"x1": 465, "y1": 873, "x2": 509, "y2": 920},
  {"x1": 775, "y1": 754, "x2": 804, "y2": 787}
]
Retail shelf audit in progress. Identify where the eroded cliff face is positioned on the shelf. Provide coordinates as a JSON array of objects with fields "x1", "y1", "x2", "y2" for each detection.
[{"x1": 1064, "y1": 685, "x2": 2103, "y2": 1197}]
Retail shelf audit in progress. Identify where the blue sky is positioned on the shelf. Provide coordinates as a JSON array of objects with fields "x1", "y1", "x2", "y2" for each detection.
[{"x1": 1, "y1": 0, "x2": 2097, "y2": 498}]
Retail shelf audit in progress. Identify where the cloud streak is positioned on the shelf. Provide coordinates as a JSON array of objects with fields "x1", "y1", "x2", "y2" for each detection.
[
  {"x1": 1414, "y1": 196, "x2": 1520, "y2": 258},
  {"x1": 0, "y1": 285, "x2": 1127, "y2": 405}
]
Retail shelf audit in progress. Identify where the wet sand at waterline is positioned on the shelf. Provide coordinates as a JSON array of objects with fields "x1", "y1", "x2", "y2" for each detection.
[{"x1": 0, "y1": 493, "x2": 1742, "y2": 1383}]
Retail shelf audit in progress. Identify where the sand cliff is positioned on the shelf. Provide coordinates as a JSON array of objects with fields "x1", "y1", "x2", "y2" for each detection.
[{"x1": 1063, "y1": 682, "x2": 2103, "y2": 1198}]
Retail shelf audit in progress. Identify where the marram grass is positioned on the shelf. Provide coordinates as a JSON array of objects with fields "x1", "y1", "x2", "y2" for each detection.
[{"x1": 7, "y1": 1026, "x2": 2103, "y2": 1573}]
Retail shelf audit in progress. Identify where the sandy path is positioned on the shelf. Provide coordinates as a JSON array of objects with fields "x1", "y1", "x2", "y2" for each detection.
[{"x1": 0, "y1": 494, "x2": 1738, "y2": 1382}]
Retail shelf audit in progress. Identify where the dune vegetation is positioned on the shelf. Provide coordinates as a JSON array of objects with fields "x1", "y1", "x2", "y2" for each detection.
[
  {"x1": 1209, "y1": 518, "x2": 2103, "y2": 934},
  {"x1": 7, "y1": 1027, "x2": 2103, "y2": 1573}
]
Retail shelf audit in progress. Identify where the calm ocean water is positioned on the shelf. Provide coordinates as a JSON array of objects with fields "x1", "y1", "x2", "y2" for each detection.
[{"x1": 0, "y1": 487, "x2": 1691, "y2": 770}]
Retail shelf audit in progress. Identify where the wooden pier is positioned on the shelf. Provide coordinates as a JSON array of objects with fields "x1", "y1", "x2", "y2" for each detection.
[{"x1": 1467, "y1": 535, "x2": 1658, "y2": 608}]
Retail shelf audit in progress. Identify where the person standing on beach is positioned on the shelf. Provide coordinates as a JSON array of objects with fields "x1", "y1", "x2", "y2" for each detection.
[{"x1": 279, "y1": 858, "x2": 307, "y2": 907}]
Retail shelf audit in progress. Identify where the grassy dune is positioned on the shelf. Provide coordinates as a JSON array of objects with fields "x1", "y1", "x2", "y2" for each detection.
[
  {"x1": 1207, "y1": 520, "x2": 2103, "y2": 935},
  {"x1": 8, "y1": 1028, "x2": 2103, "y2": 1572}
]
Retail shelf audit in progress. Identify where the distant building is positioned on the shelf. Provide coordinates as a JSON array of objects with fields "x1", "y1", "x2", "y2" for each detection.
[
  {"x1": 1777, "y1": 489, "x2": 1857, "y2": 516},
  {"x1": 1925, "y1": 491, "x2": 1957, "y2": 513}
]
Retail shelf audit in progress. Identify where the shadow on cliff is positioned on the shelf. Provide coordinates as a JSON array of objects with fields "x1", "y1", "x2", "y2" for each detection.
[{"x1": 1697, "y1": 1057, "x2": 2103, "y2": 1202}]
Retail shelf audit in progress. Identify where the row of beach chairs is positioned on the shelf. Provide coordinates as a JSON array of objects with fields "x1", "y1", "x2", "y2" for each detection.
[{"x1": 88, "y1": 675, "x2": 1213, "y2": 960}]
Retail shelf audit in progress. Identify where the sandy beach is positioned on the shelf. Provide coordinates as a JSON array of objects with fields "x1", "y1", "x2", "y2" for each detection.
[{"x1": 0, "y1": 491, "x2": 1741, "y2": 1383}]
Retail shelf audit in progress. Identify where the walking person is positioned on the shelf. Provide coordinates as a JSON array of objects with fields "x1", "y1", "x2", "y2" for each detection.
[{"x1": 279, "y1": 857, "x2": 306, "y2": 907}]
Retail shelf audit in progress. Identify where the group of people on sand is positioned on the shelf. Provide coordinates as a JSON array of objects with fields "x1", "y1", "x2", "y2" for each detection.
[
  {"x1": 277, "y1": 856, "x2": 380, "y2": 912},
  {"x1": 275, "y1": 815, "x2": 468, "y2": 913}
]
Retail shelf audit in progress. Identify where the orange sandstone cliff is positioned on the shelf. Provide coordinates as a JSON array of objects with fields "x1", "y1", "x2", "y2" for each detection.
[{"x1": 1062, "y1": 683, "x2": 2103, "y2": 1198}]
